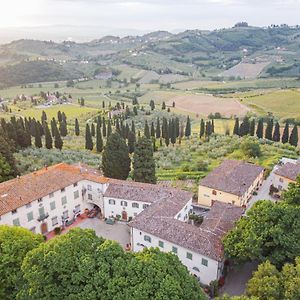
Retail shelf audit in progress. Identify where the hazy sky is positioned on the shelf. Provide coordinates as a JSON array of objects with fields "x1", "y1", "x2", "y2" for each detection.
[{"x1": 1, "y1": 0, "x2": 300, "y2": 40}]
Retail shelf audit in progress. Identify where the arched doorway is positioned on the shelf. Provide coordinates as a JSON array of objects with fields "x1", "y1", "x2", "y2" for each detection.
[
  {"x1": 122, "y1": 210, "x2": 128, "y2": 221},
  {"x1": 40, "y1": 222, "x2": 48, "y2": 234}
]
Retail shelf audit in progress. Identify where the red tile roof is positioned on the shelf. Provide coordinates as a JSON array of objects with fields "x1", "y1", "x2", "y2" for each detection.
[{"x1": 274, "y1": 162, "x2": 300, "y2": 181}]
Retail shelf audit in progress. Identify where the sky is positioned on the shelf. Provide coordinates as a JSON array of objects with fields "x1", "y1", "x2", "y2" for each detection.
[{"x1": 1, "y1": 0, "x2": 300, "y2": 42}]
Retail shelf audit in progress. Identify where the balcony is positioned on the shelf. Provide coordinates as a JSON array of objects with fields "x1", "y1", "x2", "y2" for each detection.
[{"x1": 37, "y1": 212, "x2": 49, "y2": 222}]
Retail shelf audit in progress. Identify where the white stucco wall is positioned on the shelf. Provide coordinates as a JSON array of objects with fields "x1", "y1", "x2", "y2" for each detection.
[{"x1": 131, "y1": 227, "x2": 220, "y2": 285}]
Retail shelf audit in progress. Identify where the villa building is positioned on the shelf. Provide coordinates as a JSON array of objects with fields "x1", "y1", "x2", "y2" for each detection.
[
  {"x1": 274, "y1": 159, "x2": 300, "y2": 190},
  {"x1": 0, "y1": 162, "x2": 244, "y2": 286},
  {"x1": 198, "y1": 160, "x2": 264, "y2": 207}
]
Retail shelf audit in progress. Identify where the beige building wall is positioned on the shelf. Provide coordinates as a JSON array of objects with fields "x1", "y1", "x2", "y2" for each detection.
[{"x1": 273, "y1": 175, "x2": 295, "y2": 191}]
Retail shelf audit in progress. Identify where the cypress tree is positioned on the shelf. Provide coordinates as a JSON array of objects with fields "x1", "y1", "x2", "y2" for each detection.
[
  {"x1": 125, "y1": 123, "x2": 130, "y2": 139},
  {"x1": 51, "y1": 118, "x2": 57, "y2": 137},
  {"x1": 211, "y1": 119, "x2": 215, "y2": 133},
  {"x1": 41, "y1": 111, "x2": 47, "y2": 123},
  {"x1": 116, "y1": 119, "x2": 121, "y2": 134},
  {"x1": 131, "y1": 120, "x2": 135, "y2": 134},
  {"x1": 162, "y1": 117, "x2": 167, "y2": 138},
  {"x1": 156, "y1": 118, "x2": 161, "y2": 138},
  {"x1": 144, "y1": 121, "x2": 150, "y2": 138},
  {"x1": 102, "y1": 119, "x2": 107, "y2": 137},
  {"x1": 75, "y1": 118, "x2": 80, "y2": 136},
  {"x1": 85, "y1": 124, "x2": 93, "y2": 150},
  {"x1": 57, "y1": 111, "x2": 62, "y2": 122},
  {"x1": 91, "y1": 123, "x2": 95, "y2": 137},
  {"x1": 54, "y1": 130, "x2": 63, "y2": 150},
  {"x1": 240, "y1": 116, "x2": 250, "y2": 136},
  {"x1": 200, "y1": 119, "x2": 205, "y2": 138},
  {"x1": 250, "y1": 119, "x2": 255, "y2": 136},
  {"x1": 170, "y1": 119, "x2": 176, "y2": 146},
  {"x1": 128, "y1": 131, "x2": 136, "y2": 154},
  {"x1": 185, "y1": 116, "x2": 191, "y2": 137},
  {"x1": 273, "y1": 122, "x2": 281, "y2": 142},
  {"x1": 150, "y1": 122, "x2": 155, "y2": 137},
  {"x1": 44, "y1": 123, "x2": 52, "y2": 149},
  {"x1": 62, "y1": 112, "x2": 67, "y2": 123},
  {"x1": 233, "y1": 118, "x2": 239, "y2": 135},
  {"x1": 133, "y1": 136, "x2": 156, "y2": 183},
  {"x1": 102, "y1": 132, "x2": 131, "y2": 180},
  {"x1": 153, "y1": 137, "x2": 157, "y2": 152},
  {"x1": 107, "y1": 119, "x2": 112, "y2": 138},
  {"x1": 35, "y1": 127, "x2": 42, "y2": 148},
  {"x1": 289, "y1": 124, "x2": 298, "y2": 147},
  {"x1": 282, "y1": 122, "x2": 289, "y2": 144},
  {"x1": 165, "y1": 126, "x2": 170, "y2": 147},
  {"x1": 175, "y1": 117, "x2": 180, "y2": 137},
  {"x1": 256, "y1": 119, "x2": 264, "y2": 139},
  {"x1": 102, "y1": 101, "x2": 105, "y2": 108},
  {"x1": 265, "y1": 118, "x2": 273, "y2": 140},
  {"x1": 162, "y1": 102, "x2": 166, "y2": 110},
  {"x1": 149, "y1": 100, "x2": 155, "y2": 111},
  {"x1": 59, "y1": 120, "x2": 68, "y2": 137},
  {"x1": 30, "y1": 118, "x2": 37, "y2": 137},
  {"x1": 96, "y1": 126, "x2": 103, "y2": 152}
]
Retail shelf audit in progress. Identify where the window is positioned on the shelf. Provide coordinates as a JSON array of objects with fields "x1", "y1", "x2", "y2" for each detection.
[
  {"x1": 61, "y1": 196, "x2": 67, "y2": 205},
  {"x1": 11, "y1": 209, "x2": 17, "y2": 215},
  {"x1": 177, "y1": 213, "x2": 181, "y2": 219},
  {"x1": 193, "y1": 267, "x2": 200, "y2": 272},
  {"x1": 13, "y1": 218, "x2": 20, "y2": 226},
  {"x1": 201, "y1": 258, "x2": 208, "y2": 267},
  {"x1": 88, "y1": 194, "x2": 93, "y2": 200},
  {"x1": 63, "y1": 210, "x2": 68, "y2": 219},
  {"x1": 204, "y1": 194, "x2": 210, "y2": 198},
  {"x1": 132, "y1": 202, "x2": 139, "y2": 208},
  {"x1": 26, "y1": 203, "x2": 32, "y2": 208},
  {"x1": 143, "y1": 204, "x2": 149, "y2": 209},
  {"x1": 50, "y1": 201, "x2": 56, "y2": 211},
  {"x1": 172, "y1": 246, "x2": 178, "y2": 254},
  {"x1": 158, "y1": 241, "x2": 164, "y2": 248},
  {"x1": 97, "y1": 188, "x2": 101, "y2": 193},
  {"x1": 121, "y1": 201, "x2": 127, "y2": 207},
  {"x1": 74, "y1": 190, "x2": 79, "y2": 199},
  {"x1": 184, "y1": 205, "x2": 188, "y2": 211},
  {"x1": 39, "y1": 207, "x2": 45, "y2": 216},
  {"x1": 52, "y1": 216, "x2": 58, "y2": 226},
  {"x1": 279, "y1": 178, "x2": 284, "y2": 183},
  {"x1": 186, "y1": 252, "x2": 193, "y2": 260},
  {"x1": 109, "y1": 199, "x2": 115, "y2": 205},
  {"x1": 74, "y1": 204, "x2": 81, "y2": 213},
  {"x1": 38, "y1": 198, "x2": 43, "y2": 203},
  {"x1": 49, "y1": 192, "x2": 54, "y2": 198},
  {"x1": 212, "y1": 190, "x2": 217, "y2": 195},
  {"x1": 27, "y1": 211, "x2": 34, "y2": 222},
  {"x1": 73, "y1": 182, "x2": 78, "y2": 187},
  {"x1": 144, "y1": 235, "x2": 151, "y2": 243},
  {"x1": 61, "y1": 188, "x2": 65, "y2": 192},
  {"x1": 87, "y1": 185, "x2": 92, "y2": 191}
]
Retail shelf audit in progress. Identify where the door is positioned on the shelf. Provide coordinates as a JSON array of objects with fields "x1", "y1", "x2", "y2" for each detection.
[
  {"x1": 41, "y1": 222, "x2": 48, "y2": 234},
  {"x1": 122, "y1": 210, "x2": 128, "y2": 221}
]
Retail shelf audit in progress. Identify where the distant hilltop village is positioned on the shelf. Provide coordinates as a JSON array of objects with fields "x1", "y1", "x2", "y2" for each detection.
[{"x1": 2, "y1": 157, "x2": 299, "y2": 285}]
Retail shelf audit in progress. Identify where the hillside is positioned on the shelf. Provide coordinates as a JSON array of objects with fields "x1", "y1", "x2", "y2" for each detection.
[{"x1": 0, "y1": 25, "x2": 300, "y2": 86}]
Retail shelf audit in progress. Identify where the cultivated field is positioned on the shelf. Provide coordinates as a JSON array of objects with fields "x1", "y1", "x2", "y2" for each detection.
[
  {"x1": 166, "y1": 93, "x2": 250, "y2": 118},
  {"x1": 222, "y1": 62, "x2": 270, "y2": 79}
]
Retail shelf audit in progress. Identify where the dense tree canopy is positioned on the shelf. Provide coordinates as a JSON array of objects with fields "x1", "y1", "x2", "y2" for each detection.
[
  {"x1": 19, "y1": 228, "x2": 205, "y2": 300},
  {"x1": 0, "y1": 225, "x2": 43, "y2": 300}
]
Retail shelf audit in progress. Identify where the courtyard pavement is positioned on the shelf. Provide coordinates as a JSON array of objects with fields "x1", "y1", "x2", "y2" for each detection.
[{"x1": 76, "y1": 218, "x2": 131, "y2": 247}]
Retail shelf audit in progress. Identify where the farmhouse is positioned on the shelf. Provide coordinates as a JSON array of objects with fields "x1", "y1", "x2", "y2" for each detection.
[
  {"x1": 198, "y1": 160, "x2": 264, "y2": 207},
  {"x1": 0, "y1": 163, "x2": 243, "y2": 285},
  {"x1": 273, "y1": 159, "x2": 300, "y2": 190}
]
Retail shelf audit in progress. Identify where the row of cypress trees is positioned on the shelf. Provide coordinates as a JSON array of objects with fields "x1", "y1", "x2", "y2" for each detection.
[{"x1": 233, "y1": 117, "x2": 298, "y2": 146}]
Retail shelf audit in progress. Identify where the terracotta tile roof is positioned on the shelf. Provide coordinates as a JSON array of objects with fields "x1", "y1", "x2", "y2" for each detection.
[
  {"x1": 0, "y1": 163, "x2": 109, "y2": 216},
  {"x1": 274, "y1": 162, "x2": 300, "y2": 181},
  {"x1": 130, "y1": 201, "x2": 243, "y2": 261},
  {"x1": 200, "y1": 160, "x2": 264, "y2": 196}
]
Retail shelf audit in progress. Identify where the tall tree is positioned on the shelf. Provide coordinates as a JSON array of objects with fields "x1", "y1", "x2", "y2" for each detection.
[
  {"x1": 85, "y1": 124, "x2": 93, "y2": 150},
  {"x1": 150, "y1": 122, "x2": 155, "y2": 137},
  {"x1": 144, "y1": 120, "x2": 150, "y2": 138},
  {"x1": 240, "y1": 116, "x2": 250, "y2": 136},
  {"x1": 102, "y1": 132, "x2": 131, "y2": 179},
  {"x1": 162, "y1": 101, "x2": 166, "y2": 110},
  {"x1": 289, "y1": 124, "x2": 298, "y2": 147},
  {"x1": 273, "y1": 122, "x2": 281, "y2": 142},
  {"x1": 59, "y1": 120, "x2": 68, "y2": 137},
  {"x1": 127, "y1": 131, "x2": 136, "y2": 154},
  {"x1": 185, "y1": 116, "x2": 191, "y2": 137},
  {"x1": 149, "y1": 99, "x2": 155, "y2": 111},
  {"x1": 34, "y1": 126, "x2": 42, "y2": 148},
  {"x1": 102, "y1": 119, "x2": 107, "y2": 137},
  {"x1": 133, "y1": 136, "x2": 156, "y2": 183},
  {"x1": 96, "y1": 125, "x2": 103, "y2": 153},
  {"x1": 107, "y1": 119, "x2": 112, "y2": 138},
  {"x1": 233, "y1": 118, "x2": 239, "y2": 135},
  {"x1": 131, "y1": 120, "x2": 135, "y2": 134},
  {"x1": 74, "y1": 118, "x2": 80, "y2": 136},
  {"x1": 57, "y1": 111, "x2": 62, "y2": 122},
  {"x1": 200, "y1": 119, "x2": 205, "y2": 138},
  {"x1": 265, "y1": 118, "x2": 274, "y2": 140},
  {"x1": 156, "y1": 118, "x2": 161, "y2": 138},
  {"x1": 54, "y1": 130, "x2": 63, "y2": 150},
  {"x1": 44, "y1": 123, "x2": 52, "y2": 149},
  {"x1": 249, "y1": 119, "x2": 255, "y2": 136},
  {"x1": 282, "y1": 122, "x2": 289, "y2": 144},
  {"x1": 256, "y1": 118, "x2": 264, "y2": 139},
  {"x1": 170, "y1": 119, "x2": 176, "y2": 146},
  {"x1": 91, "y1": 123, "x2": 95, "y2": 137}
]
